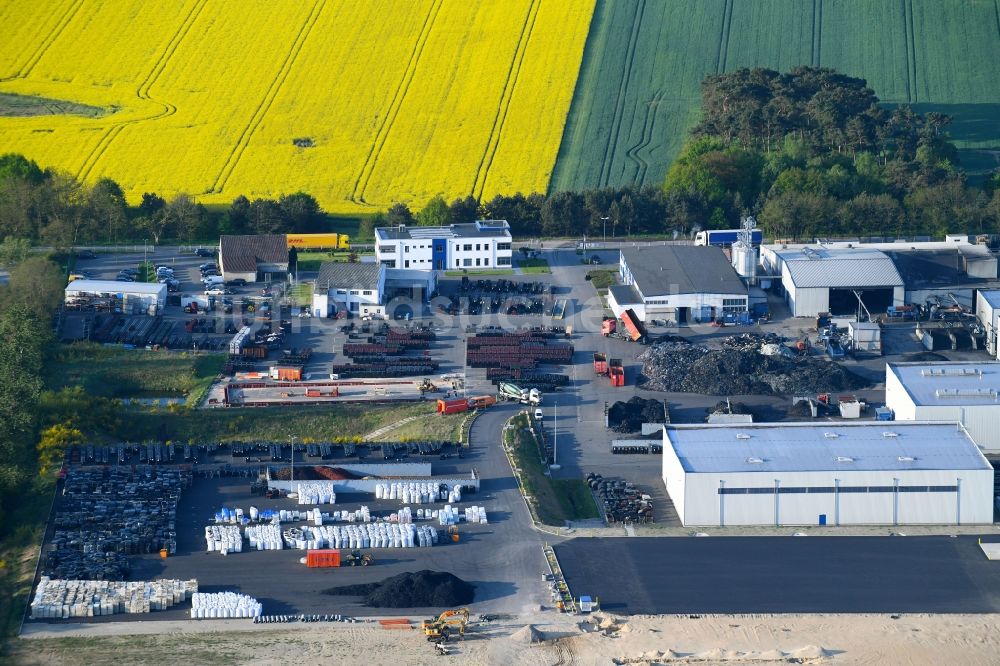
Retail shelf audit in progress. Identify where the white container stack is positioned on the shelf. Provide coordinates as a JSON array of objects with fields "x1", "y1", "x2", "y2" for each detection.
[
  {"x1": 30, "y1": 577, "x2": 197, "y2": 619},
  {"x1": 389, "y1": 507, "x2": 413, "y2": 524},
  {"x1": 277, "y1": 523, "x2": 437, "y2": 549},
  {"x1": 190, "y1": 591, "x2": 262, "y2": 619},
  {"x1": 438, "y1": 505, "x2": 460, "y2": 526},
  {"x1": 205, "y1": 525, "x2": 243, "y2": 553},
  {"x1": 296, "y1": 482, "x2": 337, "y2": 505},
  {"x1": 246, "y1": 523, "x2": 283, "y2": 550},
  {"x1": 464, "y1": 506, "x2": 488, "y2": 524},
  {"x1": 447, "y1": 485, "x2": 462, "y2": 503},
  {"x1": 328, "y1": 506, "x2": 371, "y2": 523},
  {"x1": 376, "y1": 482, "x2": 452, "y2": 504}
]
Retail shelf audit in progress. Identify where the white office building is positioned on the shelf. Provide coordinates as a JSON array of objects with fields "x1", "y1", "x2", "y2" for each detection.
[
  {"x1": 608, "y1": 245, "x2": 748, "y2": 323},
  {"x1": 375, "y1": 220, "x2": 512, "y2": 271},
  {"x1": 886, "y1": 362, "x2": 1000, "y2": 453},
  {"x1": 662, "y1": 422, "x2": 993, "y2": 527},
  {"x1": 312, "y1": 262, "x2": 437, "y2": 319}
]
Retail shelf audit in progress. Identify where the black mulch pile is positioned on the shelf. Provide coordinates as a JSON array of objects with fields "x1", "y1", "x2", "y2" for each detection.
[{"x1": 322, "y1": 570, "x2": 474, "y2": 607}]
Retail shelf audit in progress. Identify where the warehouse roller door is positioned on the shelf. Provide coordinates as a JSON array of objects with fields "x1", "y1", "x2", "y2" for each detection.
[{"x1": 828, "y1": 288, "x2": 893, "y2": 316}]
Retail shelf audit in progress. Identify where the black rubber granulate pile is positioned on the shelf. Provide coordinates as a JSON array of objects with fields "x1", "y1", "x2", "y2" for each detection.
[
  {"x1": 608, "y1": 397, "x2": 667, "y2": 433},
  {"x1": 323, "y1": 570, "x2": 474, "y2": 607}
]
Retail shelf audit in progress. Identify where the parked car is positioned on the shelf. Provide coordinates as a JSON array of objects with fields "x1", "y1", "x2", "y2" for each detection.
[
  {"x1": 225, "y1": 278, "x2": 247, "y2": 286},
  {"x1": 115, "y1": 276, "x2": 134, "y2": 282},
  {"x1": 199, "y1": 262, "x2": 218, "y2": 271},
  {"x1": 118, "y1": 268, "x2": 139, "y2": 276},
  {"x1": 195, "y1": 248, "x2": 215, "y2": 257},
  {"x1": 76, "y1": 249, "x2": 96, "y2": 259},
  {"x1": 205, "y1": 288, "x2": 225, "y2": 296},
  {"x1": 534, "y1": 408, "x2": 543, "y2": 420},
  {"x1": 298, "y1": 310, "x2": 312, "y2": 318}
]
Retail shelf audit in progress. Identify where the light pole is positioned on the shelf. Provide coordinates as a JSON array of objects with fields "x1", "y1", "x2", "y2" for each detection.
[
  {"x1": 289, "y1": 435, "x2": 298, "y2": 482},
  {"x1": 601, "y1": 216, "x2": 609, "y2": 245},
  {"x1": 143, "y1": 239, "x2": 148, "y2": 278}
]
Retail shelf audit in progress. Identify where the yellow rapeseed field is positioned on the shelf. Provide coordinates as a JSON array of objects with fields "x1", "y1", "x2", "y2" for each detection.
[{"x1": 0, "y1": 0, "x2": 595, "y2": 213}]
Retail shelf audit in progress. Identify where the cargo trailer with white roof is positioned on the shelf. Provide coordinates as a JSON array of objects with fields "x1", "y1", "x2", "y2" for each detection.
[
  {"x1": 661, "y1": 422, "x2": 993, "y2": 527},
  {"x1": 885, "y1": 362, "x2": 1000, "y2": 453}
]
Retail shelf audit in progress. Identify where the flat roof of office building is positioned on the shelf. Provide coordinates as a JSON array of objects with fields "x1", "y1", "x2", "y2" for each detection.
[
  {"x1": 620, "y1": 245, "x2": 746, "y2": 296},
  {"x1": 375, "y1": 220, "x2": 510, "y2": 241}
]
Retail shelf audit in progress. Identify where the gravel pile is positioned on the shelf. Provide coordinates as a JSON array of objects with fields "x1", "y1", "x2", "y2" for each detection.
[
  {"x1": 638, "y1": 334, "x2": 868, "y2": 396},
  {"x1": 323, "y1": 570, "x2": 474, "y2": 607},
  {"x1": 608, "y1": 397, "x2": 667, "y2": 433}
]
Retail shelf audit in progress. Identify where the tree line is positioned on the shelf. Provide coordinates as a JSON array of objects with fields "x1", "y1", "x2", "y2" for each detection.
[{"x1": 666, "y1": 66, "x2": 1000, "y2": 240}]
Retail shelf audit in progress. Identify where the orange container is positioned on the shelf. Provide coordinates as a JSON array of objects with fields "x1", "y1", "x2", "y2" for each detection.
[
  {"x1": 306, "y1": 549, "x2": 341, "y2": 568},
  {"x1": 436, "y1": 398, "x2": 469, "y2": 414},
  {"x1": 306, "y1": 389, "x2": 322, "y2": 397},
  {"x1": 270, "y1": 366, "x2": 303, "y2": 381}
]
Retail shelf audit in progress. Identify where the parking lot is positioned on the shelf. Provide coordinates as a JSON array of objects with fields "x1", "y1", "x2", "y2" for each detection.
[{"x1": 556, "y1": 535, "x2": 1000, "y2": 614}]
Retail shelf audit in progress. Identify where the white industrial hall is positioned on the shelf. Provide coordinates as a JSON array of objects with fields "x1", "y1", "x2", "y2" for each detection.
[
  {"x1": 886, "y1": 362, "x2": 1000, "y2": 454},
  {"x1": 661, "y1": 422, "x2": 993, "y2": 527}
]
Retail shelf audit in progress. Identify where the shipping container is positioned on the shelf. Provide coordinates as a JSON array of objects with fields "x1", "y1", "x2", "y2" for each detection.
[
  {"x1": 620, "y1": 309, "x2": 647, "y2": 343},
  {"x1": 306, "y1": 389, "x2": 322, "y2": 397},
  {"x1": 286, "y1": 233, "x2": 350, "y2": 250},
  {"x1": 306, "y1": 549, "x2": 341, "y2": 568},
  {"x1": 437, "y1": 398, "x2": 469, "y2": 415},
  {"x1": 270, "y1": 366, "x2": 303, "y2": 381},
  {"x1": 593, "y1": 352, "x2": 608, "y2": 375},
  {"x1": 609, "y1": 358, "x2": 625, "y2": 387},
  {"x1": 468, "y1": 395, "x2": 496, "y2": 409}
]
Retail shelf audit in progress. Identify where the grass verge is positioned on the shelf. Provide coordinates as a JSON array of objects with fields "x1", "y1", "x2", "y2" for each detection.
[
  {"x1": 48, "y1": 344, "x2": 225, "y2": 399},
  {"x1": 586, "y1": 269, "x2": 617, "y2": 291},
  {"x1": 117, "y1": 401, "x2": 438, "y2": 442},
  {"x1": 444, "y1": 269, "x2": 515, "y2": 277},
  {"x1": 287, "y1": 282, "x2": 313, "y2": 307},
  {"x1": 515, "y1": 257, "x2": 551, "y2": 274},
  {"x1": 380, "y1": 412, "x2": 467, "y2": 442},
  {"x1": 503, "y1": 413, "x2": 599, "y2": 526}
]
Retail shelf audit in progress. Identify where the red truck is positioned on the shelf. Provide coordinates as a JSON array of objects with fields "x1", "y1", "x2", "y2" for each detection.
[
  {"x1": 609, "y1": 358, "x2": 625, "y2": 387},
  {"x1": 593, "y1": 352, "x2": 608, "y2": 375},
  {"x1": 601, "y1": 318, "x2": 617, "y2": 336},
  {"x1": 620, "y1": 309, "x2": 647, "y2": 343}
]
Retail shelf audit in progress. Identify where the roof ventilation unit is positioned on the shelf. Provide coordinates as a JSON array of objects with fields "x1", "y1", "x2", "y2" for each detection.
[
  {"x1": 735, "y1": 433, "x2": 751, "y2": 440},
  {"x1": 897, "y1": 456, "x2": 916, "y2": 462},
  {"x1": 934, "y1": 388, "x2": 998, "y2": 400},
  {"x1": 921, "y1": 368, "x2": 981, "y2": 378},
  {"x1": 835, "y1": 456, "x2": 854, "y2": 463},
  {"x1": 746, "y1": 457, "x2": 764, "y2": 464},
  {"x1": 823, "y1": 432, "x2": 839, "y2": 439},
  {"x1": 882, "y1": 431, "x2": 899, "y2": 438}
]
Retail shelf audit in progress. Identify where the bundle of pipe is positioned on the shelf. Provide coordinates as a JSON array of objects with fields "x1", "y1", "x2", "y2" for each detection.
[
  {"x1": 204, "y1": 525, "x2": 243, "y2": 554},
  {"x1": 296, "y1": 482, "x2": 337, "y2": 505},
  {"x1": 245, "y1": 523, "x2": 283, "y2": 550},
  {"x1": 190, "y1": 591, "x2": 262, "y2": 619},
  {"x1": 463, "y1": 506, "x2": 488, "y2": 524},
  {"x1": 30, "y1": 577, "x2": 197, "y2": 619}
]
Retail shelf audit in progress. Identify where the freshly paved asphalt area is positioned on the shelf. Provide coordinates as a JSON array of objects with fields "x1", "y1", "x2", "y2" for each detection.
[{"x1": 556, "y1": 535, "x2": 1000, "y2": 614}]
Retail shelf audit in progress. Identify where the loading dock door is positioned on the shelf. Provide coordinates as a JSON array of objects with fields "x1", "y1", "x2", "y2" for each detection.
[{"x1": 828, "y1": 288, "x2": 893, "y2": 317}]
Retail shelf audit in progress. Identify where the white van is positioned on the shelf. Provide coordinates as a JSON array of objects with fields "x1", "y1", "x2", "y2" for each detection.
[{"x1": 203, "y1": 275, "x2": 224, "y2": 286}]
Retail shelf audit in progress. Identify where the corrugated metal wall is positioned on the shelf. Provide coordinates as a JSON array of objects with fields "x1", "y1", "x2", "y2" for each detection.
[{"x1": 680, "y1": 469, "x2": 993, "y2": 527}]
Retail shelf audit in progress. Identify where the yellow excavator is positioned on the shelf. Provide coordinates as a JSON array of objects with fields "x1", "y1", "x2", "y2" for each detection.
[{"x1": 422, "y1": 607, "x2": 470, "y2": 642}]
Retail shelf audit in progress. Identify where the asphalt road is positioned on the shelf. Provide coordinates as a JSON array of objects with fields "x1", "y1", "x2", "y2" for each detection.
[{"x1": 556, "y1": 535, "x2": 1000, "y2": 614}]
